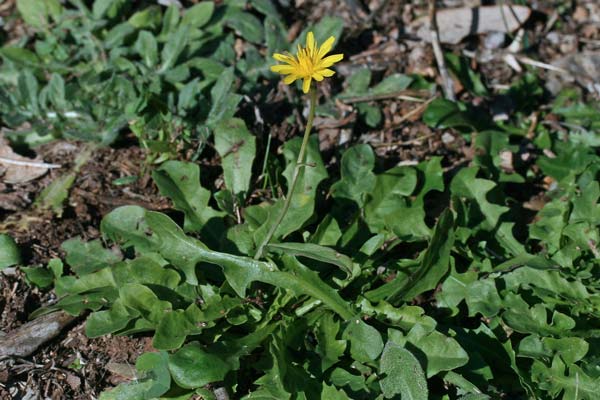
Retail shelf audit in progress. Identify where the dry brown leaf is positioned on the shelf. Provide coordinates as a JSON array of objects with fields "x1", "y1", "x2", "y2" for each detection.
[
  {"x1": 0, "y1": 136, "x2": 53, "y2": 184},
  {"x1": 105, "y1": 362, "x2": 139, "y2": 380},
  {"x1": 411, "y1": 5, "x2": 532, "y2": 45}
]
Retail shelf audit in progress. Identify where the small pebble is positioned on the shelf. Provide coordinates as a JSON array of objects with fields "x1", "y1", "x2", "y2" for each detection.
[
  {"x1": 483, "y1": 31, "x2": 506, "y2": 49},
  {"x1": 546, "y1": 31, "x2": 560, "y2": 45},
  {"x1": 441, "y1": 132, "x2": 455, "y2": 144}
]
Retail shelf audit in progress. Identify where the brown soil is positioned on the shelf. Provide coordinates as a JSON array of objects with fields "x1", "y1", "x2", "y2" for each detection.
[
  {"x1": 3, "y1": 142, "x2": 170, "y2": 267},
  {"x1": 0, "y1": 141, "x2": 168, "y2": 398}
]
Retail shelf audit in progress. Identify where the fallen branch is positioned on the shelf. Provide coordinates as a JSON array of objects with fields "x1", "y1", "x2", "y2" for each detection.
[{"x1": 0, "y1": 311, "x2": 76, "y2": 358}]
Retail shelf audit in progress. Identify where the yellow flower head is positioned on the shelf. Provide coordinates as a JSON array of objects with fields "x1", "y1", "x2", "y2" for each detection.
[{"x1": 270, "y1": 32, "x2": 344, "y2": 94}]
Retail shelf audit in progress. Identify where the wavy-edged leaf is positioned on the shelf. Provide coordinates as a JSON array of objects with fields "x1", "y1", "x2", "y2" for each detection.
[
  {"x1": 214, "y1": 118, "x2": 256, "y2": 198},
  {"x1": 152, "y1": 160, "x2": 224, "y2": 239},
  {"x1": 379, "y1": 341, "x2": 428, "y2": 400}
]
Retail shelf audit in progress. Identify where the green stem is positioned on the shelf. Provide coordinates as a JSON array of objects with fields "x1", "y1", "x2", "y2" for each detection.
[{"x1": 255, "y1": 87, "x2": 318, "y2": 259}]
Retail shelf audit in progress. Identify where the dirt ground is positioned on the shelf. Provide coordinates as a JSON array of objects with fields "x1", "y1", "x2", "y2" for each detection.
[
  {"x1": 0, "y1": 142, "x2": 169, "y2": 399},
  {"x1": 1, "y1": 0, "x2": 599, "y2": 398}
]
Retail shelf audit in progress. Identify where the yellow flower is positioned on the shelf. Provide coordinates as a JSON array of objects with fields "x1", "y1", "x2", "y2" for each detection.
[{"x1": 270, "y1": 32, "x2": 344, "y2": 93}]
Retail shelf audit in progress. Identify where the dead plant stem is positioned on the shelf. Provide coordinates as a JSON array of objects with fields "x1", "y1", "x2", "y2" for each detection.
[{"x1": 428, "y1": 0, "x2": 455, "y2": 101}]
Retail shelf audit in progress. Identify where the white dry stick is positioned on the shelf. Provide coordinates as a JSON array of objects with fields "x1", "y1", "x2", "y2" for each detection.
[
  {"x1": 503, "y1": 53, "x2": 523, "y2": 73},
  {"x1": 0, "y1": 156, "x2": 61, "y2": 169},
  {"x1": 517, "y1": 56, "x2": 569, "y2": 74},
  {"x1": 428, "y1": 0, "x2": 455, "y2": 101}
]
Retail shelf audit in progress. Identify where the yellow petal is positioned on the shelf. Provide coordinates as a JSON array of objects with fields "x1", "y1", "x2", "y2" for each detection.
[
  {"x1": 317, "y1": 53, "x2": 344, "y2": 69},
  {"x1": 317, "y1": 36, "x2": 336, "y2": 58},
  {"x1": 312, "y1": 72, "x2": 324, "y2": 81},
  {"x1": 298, "y1": 48, "x2": 309, "y2": 69},
  {"x1": 306, "y1": 32, "x2": 316, "y2": 54},
  {"x1": 271, "y1": 65, "x2": 295, "y2": 74},
  {"x1": 273, "y1": 53, "x2": 295, "y2": 64},
  {"x1": 319, "y1": 68, "x2": 335, "y2": 77},
  {"x1": 284, "y1": 74, "x2": 299, "y2": 84},
  {"x1": 302, "y1": 77, "x2": 312, "y2": 93}
]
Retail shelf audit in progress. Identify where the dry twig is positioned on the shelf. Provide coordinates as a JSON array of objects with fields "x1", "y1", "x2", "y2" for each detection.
[
  {"x1": 0, "y1": 157, "x2": 61, "y2": 169},
  {"x1": 390, "y1": 96, "x2": 438, "y2": 129},
  {"x1": 339, "y1": 89, "x2": 430, "y2": 104},
  {"x1": 428, "y1": 0, "x2": 455, "y2": 101}
]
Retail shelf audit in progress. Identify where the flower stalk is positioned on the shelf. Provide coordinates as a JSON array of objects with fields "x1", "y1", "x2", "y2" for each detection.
[
  {"x1": 256, "y1": 32, "x2": 342, "y2": 259},
  {"x1": 255, "y1": 87, "x2": 318, "y2": 259}
]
